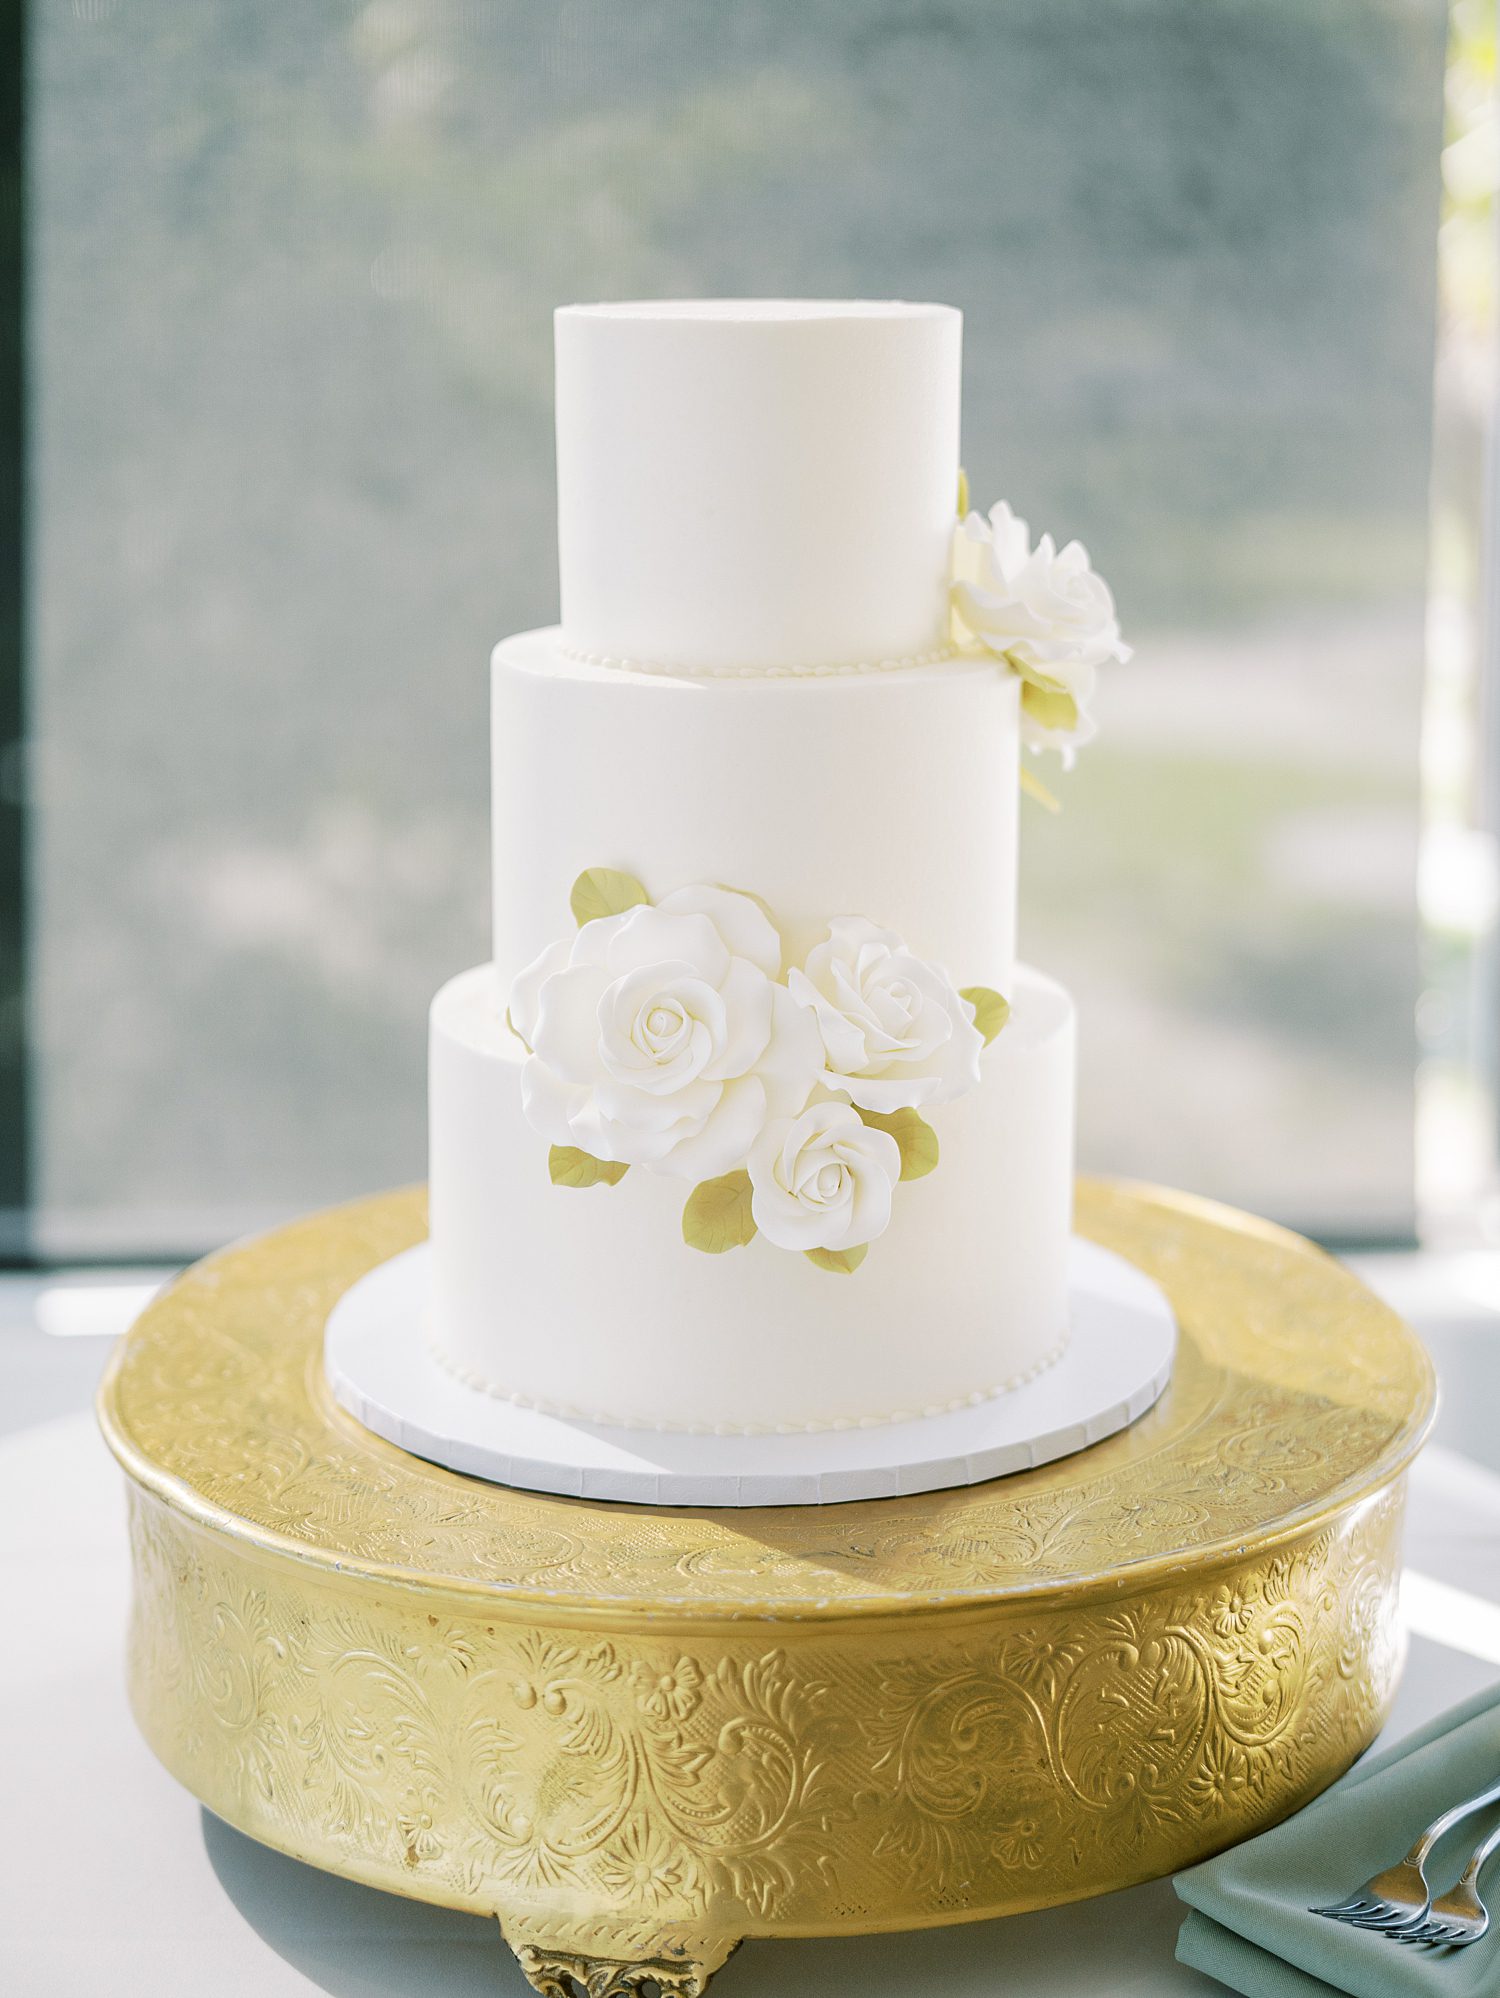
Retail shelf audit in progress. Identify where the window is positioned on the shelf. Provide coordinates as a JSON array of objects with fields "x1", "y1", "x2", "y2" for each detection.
[{"x1": 11, "y1": 0, "x2": 1491, "y2": 1257}]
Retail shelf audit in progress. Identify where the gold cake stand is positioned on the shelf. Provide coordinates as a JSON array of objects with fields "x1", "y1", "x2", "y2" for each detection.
[{"x1": 98, "y1": 1179, "x2": 1434, "y2": 1997}]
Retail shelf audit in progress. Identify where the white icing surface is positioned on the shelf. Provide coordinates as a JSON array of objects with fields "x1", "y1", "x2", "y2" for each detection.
[
  {"x1": 428, "y1": 963, "x2": 1075, "y2": 1436},
  {"x1": 555, "y1": 300, "x2": 961, "y2": 670},
  {"x1": 490, "y1": 628, "x2": 1020, "y2": 995}
]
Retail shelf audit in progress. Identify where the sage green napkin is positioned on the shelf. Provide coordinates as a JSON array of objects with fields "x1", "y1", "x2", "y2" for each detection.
[{"x1": 1174, "y1": 1681, "x2": 1500, "y2": 1997}]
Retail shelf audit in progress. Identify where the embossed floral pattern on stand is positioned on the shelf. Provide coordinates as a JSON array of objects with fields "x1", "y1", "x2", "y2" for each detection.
[{"x1": 126, "y1": 1478, "x2": 1404, "y2": 1934}]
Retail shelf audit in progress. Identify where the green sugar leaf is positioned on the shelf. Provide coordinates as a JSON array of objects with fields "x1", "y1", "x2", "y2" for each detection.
[
  {"x1": 569, "y1": 867, "x2": 650, "y2": 927},
  {"x1": 682, "y1": 1170, "x2": 757, "y2": 1253},
  {"x1": 857, "y1": 1105, "x2": 939, "y2": 1181},
  {"x1": 960, "y1": 986, "x2": 1011, "y2": 1047},
  {"x1": 1019, "y1": 683, "x2": 1079, "y2": 735},
  {"x1": 549, "y1": 1144, "x2": 629, "y2": 1189},
  {"x1": 805, "y1": 1244, "x2": 868, "y2": 1275},
  {"x1": 1019, "y1": 765, "x2": 1061, "y2": 814},
  {"x1": 504, "y1": 1006, "x2": 533, "y2": 1053}
]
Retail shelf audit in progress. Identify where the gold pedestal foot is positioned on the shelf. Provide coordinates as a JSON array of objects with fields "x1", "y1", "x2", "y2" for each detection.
[{"x1": 500, "y1": 1918, "x2": 740, "y2": 1997}]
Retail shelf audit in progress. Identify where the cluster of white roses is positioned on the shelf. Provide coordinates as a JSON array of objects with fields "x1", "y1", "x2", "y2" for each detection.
[
  {"x1": 508, "y1": 872, "x2": 1007, "y2": 1273},
  {"x1": 951, "y1": 499, "x2": 1130, "y2": 762}
]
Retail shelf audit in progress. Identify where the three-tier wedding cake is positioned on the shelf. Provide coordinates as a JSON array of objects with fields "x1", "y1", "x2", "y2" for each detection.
[{"x1": 426, "y1": 299, "x2": 1129, "y2": 1439}]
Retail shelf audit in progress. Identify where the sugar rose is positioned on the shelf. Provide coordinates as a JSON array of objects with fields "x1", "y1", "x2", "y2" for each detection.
[
  {"x1": 747, "y1": 1099, "x2": 901, "y2": 1253},
  {"x1": 788, "y1": 916, "x2": 983, "y2": 1113},
  {"x1": 510, "y1": 885, "x2": 821, "y2": 1179},
  {"x1": 952, "y1": 501, "x2": 1130, "y2": 755}
]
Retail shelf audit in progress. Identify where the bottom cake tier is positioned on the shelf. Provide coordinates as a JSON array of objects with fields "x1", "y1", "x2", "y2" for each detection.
[{"x1": 428, "y1": 962, "x2": 1076, "y2": 1433}]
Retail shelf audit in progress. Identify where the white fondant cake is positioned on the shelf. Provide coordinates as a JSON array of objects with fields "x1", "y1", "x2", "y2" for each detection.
[{"x1": 426, "y1": 298, "x2": 1123, "y2": 1436}]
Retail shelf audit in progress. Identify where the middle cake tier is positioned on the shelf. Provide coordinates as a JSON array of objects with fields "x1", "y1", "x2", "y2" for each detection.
[
  {"x1": 429, "y1": 961, "x2": 1075, "y2": 1433},
  {"x1": 490, "y1": 629, "x2": 1021, "y2": 999}
]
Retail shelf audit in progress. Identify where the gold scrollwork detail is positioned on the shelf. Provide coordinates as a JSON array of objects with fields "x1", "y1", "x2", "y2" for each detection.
[{"x1": 125, "y1": 1476, "x2": 1403, "y2": 1969}]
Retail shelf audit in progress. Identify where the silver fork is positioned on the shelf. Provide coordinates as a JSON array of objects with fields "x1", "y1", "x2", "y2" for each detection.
[
  {"x1": 1311, "y1": 1773, "x2": 1500, "y2": 1932},
  {"x1": 1391, "y1": 1817, "x2": 1500, "y2": 1948}
]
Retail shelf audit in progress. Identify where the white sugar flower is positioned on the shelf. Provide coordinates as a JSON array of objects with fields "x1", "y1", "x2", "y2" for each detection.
[
  {"x1": 510, "y1": 884, "x2": 821, "y2": 1180},
  {"x1": 747, "y1": 1099, "x2": 901, "y2": 1254},
  {"x1": 951, "y1": 501, "x2": 1130, "y2": 758},
  {"x1": 788, "y1": 916, "x2": 983, "y2": 1114}
]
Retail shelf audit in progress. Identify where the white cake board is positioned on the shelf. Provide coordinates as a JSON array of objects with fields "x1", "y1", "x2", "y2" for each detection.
[{"x1": 323, "y1": 1239, "x2": 1176, "y2": 1508}]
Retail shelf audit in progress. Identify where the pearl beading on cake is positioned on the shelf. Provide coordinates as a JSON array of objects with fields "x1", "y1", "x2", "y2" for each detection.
[
  {"x1": 560, "y1": 641, "x2": 960, "y2": 681},
  {"x1": 426, "y1": 1318, "x2": 1072, "y2": 1436}
]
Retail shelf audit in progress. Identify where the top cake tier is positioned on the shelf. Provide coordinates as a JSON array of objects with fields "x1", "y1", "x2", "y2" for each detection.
[{"x1": 555, "y1": 299, "x2": 962, "y2": 672}]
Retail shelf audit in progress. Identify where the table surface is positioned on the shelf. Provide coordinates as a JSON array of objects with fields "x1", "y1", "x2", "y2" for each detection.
[{"x1": 4, "y1": 1252, "x2": 1499, "y2": 1997}]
